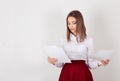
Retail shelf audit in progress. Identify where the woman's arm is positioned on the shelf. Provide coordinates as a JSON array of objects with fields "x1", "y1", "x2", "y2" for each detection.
[
  {"x1": 86, "y1": 37, "x2": 109, "y2": 69},
  {"x1": 48, "y1": 56, "x2": 64, "y2": 68}
]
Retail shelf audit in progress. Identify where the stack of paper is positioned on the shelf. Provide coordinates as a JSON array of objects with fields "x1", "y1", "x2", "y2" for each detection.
[
  {"x1": 44, "y1": 45, "x2": 71, "y2": 63},
  {"x1": 44, "y1": 45, "x2": 114, "y2": 62},
  {"x1": 91, "y1": 50, "x2": 114, "y2": 60}
]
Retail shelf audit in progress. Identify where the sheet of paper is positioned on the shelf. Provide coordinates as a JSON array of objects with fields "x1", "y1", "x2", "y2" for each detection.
[
  {"x1": 91, "y1": 50, "x2": 114, "y2": 60},
  {"x1": 44, "y1": 45, "x2": 71, "y2": 63}
]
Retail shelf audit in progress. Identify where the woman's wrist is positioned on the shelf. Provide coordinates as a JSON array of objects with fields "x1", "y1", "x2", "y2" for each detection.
[
  {"x1": 98, "y1": 63, "x2": 101, "y2": 67},
  {"x1": 98, "y1": 61, "x2": 102, "y2": 67}
]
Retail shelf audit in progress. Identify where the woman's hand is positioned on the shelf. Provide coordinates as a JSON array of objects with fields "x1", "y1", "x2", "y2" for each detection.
[
  {"x1": 48, "y1": 56, "x2": 58, "y2": 65},
  {"x1": 99, "y1": 59, "x2": 110, "y2": 66}
]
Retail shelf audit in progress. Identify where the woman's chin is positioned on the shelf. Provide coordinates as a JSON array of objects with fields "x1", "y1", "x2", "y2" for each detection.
[
  {"x1": 72, "y1": 31, "x2": 76, "y2": 34},
  {"x1": 71, "y1": 31, "x2": 75, "y2": 33}
]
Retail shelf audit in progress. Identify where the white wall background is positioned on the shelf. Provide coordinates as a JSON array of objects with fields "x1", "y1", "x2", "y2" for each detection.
[{"x1": 0, "y1": 0, "x2": 120, "y2": 81}]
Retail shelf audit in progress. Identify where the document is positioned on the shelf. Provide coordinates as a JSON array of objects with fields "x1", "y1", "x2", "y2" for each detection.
[
  {"x1": 91, "y1": 50, "x2": 114, "y2": 60},
  {"x1": 44, "y1": 45, "x2": 71, "y2": 63}
]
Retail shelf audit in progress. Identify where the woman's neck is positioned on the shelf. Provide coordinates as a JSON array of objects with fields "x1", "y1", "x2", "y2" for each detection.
[{"x1": 72, "y1": 32, "x2": 77, "y2": 37}]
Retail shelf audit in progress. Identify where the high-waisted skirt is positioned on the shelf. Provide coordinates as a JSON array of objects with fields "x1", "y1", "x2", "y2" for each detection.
[{"x1": 58, "y1": 60, "x2": 93, "y2": 81}]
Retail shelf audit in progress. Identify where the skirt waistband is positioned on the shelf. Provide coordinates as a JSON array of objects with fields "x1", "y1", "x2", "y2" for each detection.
[{"x1": 71, "y1": 60, "x2": 85, "y2": 63}]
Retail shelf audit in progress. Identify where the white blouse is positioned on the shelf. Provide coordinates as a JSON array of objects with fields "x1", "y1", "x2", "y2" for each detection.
[{"x1": 54, "y1": 34, "x2": 101, "y2": 69}]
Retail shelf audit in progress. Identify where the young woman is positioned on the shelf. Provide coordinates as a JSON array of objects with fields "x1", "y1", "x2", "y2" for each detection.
[{"x1": 48, "y1": 10, "x2": 109, "y2": 81}]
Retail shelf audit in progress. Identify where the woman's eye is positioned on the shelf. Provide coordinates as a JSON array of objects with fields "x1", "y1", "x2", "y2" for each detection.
[
  {"x1": 72, "y1": 22, "x2": 76, "y2": 24},
  {"x1": 68, "y1": 23, "x2": 70, "y2": 25},
  {"x1": 68, "y1": 22, "x2": 76, "y2": 25}
]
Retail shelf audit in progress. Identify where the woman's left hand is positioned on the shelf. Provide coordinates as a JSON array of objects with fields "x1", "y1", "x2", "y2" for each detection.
[{"x1": 99, "y1": 59, "x2": 110, "y2": 66}]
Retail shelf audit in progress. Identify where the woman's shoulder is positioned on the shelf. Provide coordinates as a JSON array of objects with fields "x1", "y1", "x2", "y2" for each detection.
[
  {"x1": 84, "y1": 35, "x2": 94, "y2": 44},
  {"x1": 85, "y1": 35, "x2": 93, "y2": 40},
  {"x1": 59, "y1": 36, "x2": 67, "y2": 46},
  {"x1": 60, "y1": 35, "x2": 67, "y2": 41}
]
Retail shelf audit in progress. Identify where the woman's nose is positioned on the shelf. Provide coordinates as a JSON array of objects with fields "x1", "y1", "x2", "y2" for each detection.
[{"x1": 69, "y1": 24, "x2": 73, "y2": 27}]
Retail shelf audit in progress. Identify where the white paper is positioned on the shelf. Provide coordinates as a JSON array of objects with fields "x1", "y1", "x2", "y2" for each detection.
[
  {"x1": 43, "y1": 45, "x2": 71, "y2": 63},
  {"x1": 91, "y1": 50, "x2": 114, "y2": 60}
]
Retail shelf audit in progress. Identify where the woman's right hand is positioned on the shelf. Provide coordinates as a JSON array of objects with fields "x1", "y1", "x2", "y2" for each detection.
[
  {"x1": 98, "y1": 59, "x2": 110, "y2": 67},
  {"x1": 48, "y1": 56, "x2": 58, "y2": 65}
]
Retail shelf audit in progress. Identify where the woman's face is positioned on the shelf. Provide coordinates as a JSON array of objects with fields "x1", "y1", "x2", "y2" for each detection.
[{"x1": 67, "y1": 16, "x2": 77, "y2": 35}]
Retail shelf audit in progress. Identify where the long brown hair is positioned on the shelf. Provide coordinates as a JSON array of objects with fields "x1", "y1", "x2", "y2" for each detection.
[{"x1": 66, "y1": 10, "x2": 87, "y2": 43}]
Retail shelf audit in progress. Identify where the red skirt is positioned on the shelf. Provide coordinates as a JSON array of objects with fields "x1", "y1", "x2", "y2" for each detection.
[{"x1": 58, "y1": 60, "x2": 93, "y2": 81}]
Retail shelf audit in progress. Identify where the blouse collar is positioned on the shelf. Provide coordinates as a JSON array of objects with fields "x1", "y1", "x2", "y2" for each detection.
[
  {"x1": 70, "y1": 33, "x2": 77, "y2": 42},
  {"x1": 70, "y1": 33, "x2": 84, "y2": 43}
]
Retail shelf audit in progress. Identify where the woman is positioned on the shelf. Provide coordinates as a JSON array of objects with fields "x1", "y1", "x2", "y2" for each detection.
[{"x1": 48, "y1": 10, "x2": 109, "y2": 81}]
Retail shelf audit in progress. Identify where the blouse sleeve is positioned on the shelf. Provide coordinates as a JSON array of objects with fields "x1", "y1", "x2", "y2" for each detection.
[
  {"x1": 54, "y1": 61, "x2": 64, "y2": 68},
  {"x1": 54, "y1": 38, "x2": 66, "y2": 68},
  {"x1": 86, "y1": 37, "x2": 101, "y2": 69}
]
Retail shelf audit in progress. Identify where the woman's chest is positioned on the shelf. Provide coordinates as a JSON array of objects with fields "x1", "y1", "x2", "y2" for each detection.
[{"x1": 63, "y1": 41, "x2": 88, "y2": 54}]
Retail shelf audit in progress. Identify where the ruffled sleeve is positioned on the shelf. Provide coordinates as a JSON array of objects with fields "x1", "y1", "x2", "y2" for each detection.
[
  {"x1": 54, "y1": 38, "x2": 66, "y2": 68},
  {"x1": 85, "y1": 37, "x2": 102, "y2": 69}
]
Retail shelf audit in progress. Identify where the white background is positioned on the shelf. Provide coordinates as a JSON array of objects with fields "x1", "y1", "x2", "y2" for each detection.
[{"x1": 0, "y1": 0, "x2": 120, "y2": 81}]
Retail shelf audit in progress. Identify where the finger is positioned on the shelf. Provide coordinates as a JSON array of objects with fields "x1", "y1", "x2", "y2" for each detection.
[
  {"x1": 53, "y1": 58, "x2": 58, "y2": 62},
  {"x1": 105, "y1": 59, "x2": 109, "y2": 64},
  {"x1": 107, "y1": 59, "x2": 110, "y2": 62},
  {"x1": 101, "y1": 60, "x2": 107, "y2": 65},
  {"x1": 103, "y1": 60, "x2": 109, "y2": 65}
]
